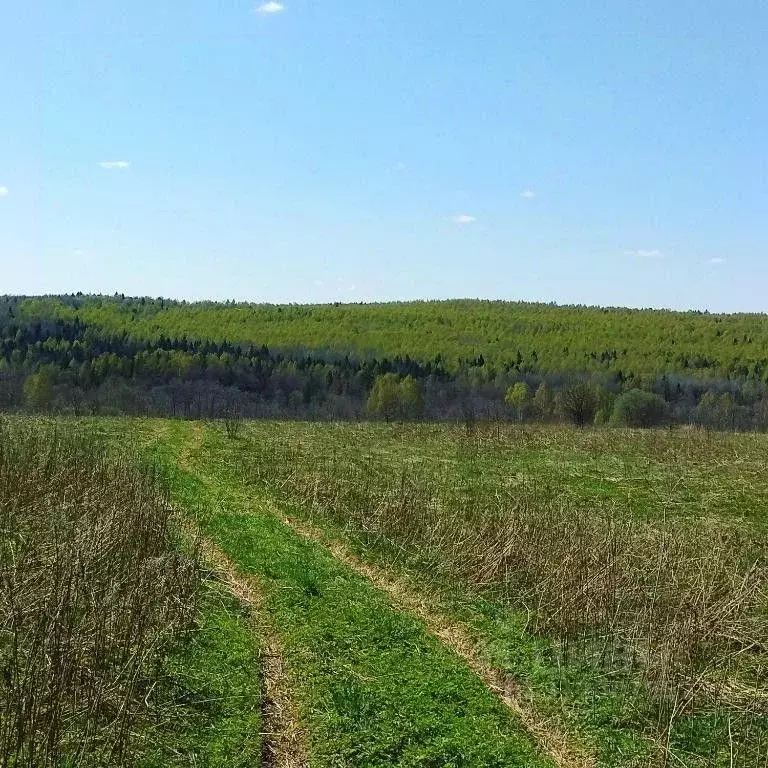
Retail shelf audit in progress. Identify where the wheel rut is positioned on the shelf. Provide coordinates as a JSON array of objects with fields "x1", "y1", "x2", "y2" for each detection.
[
  {"x1": 260, "y1": 499, "x2": 597, "y2": 768},
  {"x1": 196, "y1": 529, "x2": 310, "y2": 768},
  {"x1": 177, "y1": 424, "x2": 308, "y2": 768}
]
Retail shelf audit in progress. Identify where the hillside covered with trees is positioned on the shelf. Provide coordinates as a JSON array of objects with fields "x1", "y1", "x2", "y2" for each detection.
[
  {"x1": 3, "y1": 294, "x2": 768, "y2": 427},
  {"x1": 17, "y1": 295, "x2": 768, "y2": 379}
]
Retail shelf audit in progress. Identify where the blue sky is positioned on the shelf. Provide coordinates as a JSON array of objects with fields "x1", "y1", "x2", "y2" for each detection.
[{"x1": 1, "y1": 1, "x2": 766, "y2": 311}]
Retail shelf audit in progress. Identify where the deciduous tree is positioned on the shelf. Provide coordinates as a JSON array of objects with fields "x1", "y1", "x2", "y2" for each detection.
[
  {"x1": 504, "y1": 382, "x2": 531, "y2": 421},
  {"x1": 558, "y1": 381, "x2": 598, "y2": 427}
]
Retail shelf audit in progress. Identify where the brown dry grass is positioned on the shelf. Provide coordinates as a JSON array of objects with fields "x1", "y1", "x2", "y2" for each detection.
[
  {"x1": 285, "y1": 450, "x2": 768, "y2": 721},
  {"x1": 233, "y1": 421, "x2": 768, "y2": 761},
  {"x1": 0, "y1": 418, "x2": 199, "y2": 766}
]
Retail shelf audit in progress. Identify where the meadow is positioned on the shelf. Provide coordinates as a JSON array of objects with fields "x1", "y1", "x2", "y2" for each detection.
[
  {"x1": 183, "y1": 420, "x2": 768, "y2": 766},
  {"x1": 0, "y1": 419, "x2": 261, "y2": 767},
  {"x1": 3, "y1": 415, "x2": 767, "y2": 766}
]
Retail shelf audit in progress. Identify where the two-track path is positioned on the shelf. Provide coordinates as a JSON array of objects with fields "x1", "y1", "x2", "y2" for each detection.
[{"x1": 160, "y1": 421, "x2": 596, "y2": 768}]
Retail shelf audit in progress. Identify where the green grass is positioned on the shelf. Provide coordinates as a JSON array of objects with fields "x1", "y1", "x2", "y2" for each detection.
[
  {"x1": 214, "y1": 419, "x2": 768, "y2": 528},
  {"x1": 137, "y1": 579, "x2": 262, "y2": 768},
  {"x1": 131, "y1": 426, "x2": 263, "y2": 765},
  {"x1": 0, "y1": 415, "x2": 262, "y2": 768},
  {"x1": 72, "y1": 417, "x2": 768, "y2": 765},
  {"x1": 136, "y1": 419, "x2": 554, "y2": 768},
  {"x1": 180, "y1": 419, "x2": 767, "y2": 767}
]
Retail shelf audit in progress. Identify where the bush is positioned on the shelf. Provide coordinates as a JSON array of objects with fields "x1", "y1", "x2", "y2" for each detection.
[
  {"x1": 224, "y1": 403, "x2": 243, "y2": 438},
  {"x1": 611, "y1": 388, "x2": 668, "y2": 427}
]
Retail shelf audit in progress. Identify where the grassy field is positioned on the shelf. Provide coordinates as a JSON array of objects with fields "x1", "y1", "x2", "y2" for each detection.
[
  {"x1": 147, "y1": 420, "x2": 554, "y2": 767},
  {"x1": 221, "y1": 420, "x2": 768, "y2": 528},
  {"x1": 136, "y1": 419, "x2": 767, "y2": 767},
  {"x1": 0, "y1": 419, "x2": 261, "y2": 767},
  {"x1": 5, "y1": 416, "x2": 767, "y2": 766}
]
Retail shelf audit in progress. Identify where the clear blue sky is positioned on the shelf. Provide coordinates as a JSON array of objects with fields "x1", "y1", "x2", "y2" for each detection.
[{"x1": 1, "y1": 1, "x2": 766, "y2": 311}]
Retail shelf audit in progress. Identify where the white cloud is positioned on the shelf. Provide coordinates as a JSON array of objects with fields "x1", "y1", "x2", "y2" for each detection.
[
  {"x1": 625, "y1": 248, "x2": 665, "y2": 259},
  {"x1": 0, "y1": 186, "x2": 8, "y2": 197},
  {"x1": 452, "y1": 214, "x2": 477, "y2": 225},
  {"x1": 99, "y1": 161, "x2": 130, "y2": 170},
  {"x1": 709, "y1": 257, "x2": 725, "y2": 265},
  {"x1": 334, "y1": 277, "x2": 358, "y2": 295},
  {"x1": 520, "y1": 189, "x2": 536, "y2": 199},
  {"x1": 254, "y1": 1, "x2": 284, "y2": 13}
]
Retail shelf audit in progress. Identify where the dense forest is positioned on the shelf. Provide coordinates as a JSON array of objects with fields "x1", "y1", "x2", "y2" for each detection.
[{"x1": 3, "y1": 294, "x2": 768, "y2": 427}]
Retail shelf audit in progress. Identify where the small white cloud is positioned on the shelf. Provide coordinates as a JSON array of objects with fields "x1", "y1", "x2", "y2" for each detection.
[
  {"x1": 0, "y1": 186, "x2": 8, "y2": 197},
  {"x1": 333, "y1": 278, "x2": 357, "y2": 295},
  {"x1": 709, "y1": 257, "x2": 725, "y2": 265},
  {"x1": 625, "y1": 248, "x2": 664, "y2": 259},
  {"x1": 254, "y1": 1, "x2": 284, "y2": 13},
  {"x1": 452, "y1": 214, "x2": 477, "y2": 225},
  {"x1": 99, "y1": 161, "x2": 130, "y2": 170},
  {"x1": 520, "y1": 189, "x2": 536, "y2": 199}
]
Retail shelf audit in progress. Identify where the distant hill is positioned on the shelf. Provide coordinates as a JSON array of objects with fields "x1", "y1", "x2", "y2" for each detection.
[
  {"x1": 3, "y1": 294, "x2": 768, "y2": 427},
  {"x1": 16, "y1": 295, "x2": 768, "y2": 380}
]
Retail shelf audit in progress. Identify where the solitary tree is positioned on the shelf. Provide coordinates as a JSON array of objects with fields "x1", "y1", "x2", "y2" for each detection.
[
  {"x1": 367, "y1": 373, "x2": 401, "y2": 421},
  {"x1": 558, "y1": 381, "x2": 598, "y2": 427}
]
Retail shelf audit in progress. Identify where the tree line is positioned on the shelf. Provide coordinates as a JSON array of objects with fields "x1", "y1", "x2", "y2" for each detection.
[{"x1": 3, "y1": 294, "x2": 768, "y2": 429}]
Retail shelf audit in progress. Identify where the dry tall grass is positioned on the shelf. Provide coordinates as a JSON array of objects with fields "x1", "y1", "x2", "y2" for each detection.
[
  {"x1": 0, "y1": 419, "x2": 199, "y2": 766},
  {"x1": 245, "y1": 424, "x2": 768, "y2": 758},
  {"x1": 296, "y1": 467, "x2": 764, "y2": 695}
]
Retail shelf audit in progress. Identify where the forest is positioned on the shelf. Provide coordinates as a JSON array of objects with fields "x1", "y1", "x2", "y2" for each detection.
[{"x1": 3, "y1": 293, "x2": 768, "y2": 427}]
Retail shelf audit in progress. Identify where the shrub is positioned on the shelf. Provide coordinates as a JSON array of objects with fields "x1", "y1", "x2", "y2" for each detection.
[
  {"x1": 612, "y1": 388, "x2": 668, "y2": 427},
  {"x1": 224, "y1": 403, "x2": 243, "y2": 438}
]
